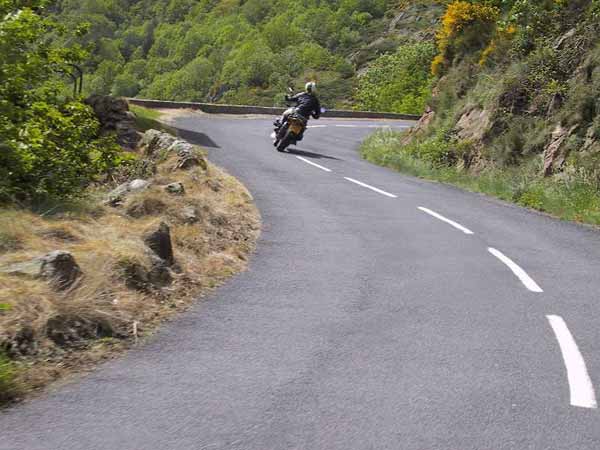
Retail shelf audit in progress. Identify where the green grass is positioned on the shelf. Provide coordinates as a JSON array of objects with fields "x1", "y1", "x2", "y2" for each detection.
[
  {"x1": 361, "y1": 129, "x2": 600, "y2": 225},
  {"x1": 130, "y1": 105, "x2": 177, "y2": 134},
  {"x1": 0, "y1": 351, "x2": 20, "y2": 406}
]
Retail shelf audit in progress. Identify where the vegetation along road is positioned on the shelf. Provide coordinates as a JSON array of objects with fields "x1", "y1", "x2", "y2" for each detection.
[{"x1": 1, "y1": 111, "x2": 599, "y2": 449}]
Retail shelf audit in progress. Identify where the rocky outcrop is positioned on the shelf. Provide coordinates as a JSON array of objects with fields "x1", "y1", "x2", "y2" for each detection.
[
  {"x1": 543, "y1": 124, "x2": 579, "y2": 176},
  {"x1": 85, "y1": 95, "x2": 140, "y2": 149},
  {"x1": 105, "y1": 179, "x2": 151, "y2": 206},
  {"x1": 165, "y1": 182, "x2": 185, "y2": 195},
  {"x1": 181, "y1": 206, "x2": 199, "y2": 224},
  {"x1": 139, "y1": 129, "x2": 208, "y2": 171},
  {"x1": 46, "y1": 314, "x2": 116, "y2": 347},
  {"x1": 1, "y1": 251, "x2": 82, "y2": 291},
  {"x1": 455, "y1": 108, "x2": 493, "y2": 143},
  {"x1": 402, "y1": 106, "x2": 435, "y2": 144},
  {"x1": 144, "y1": 222, "x2": 175, "y2": 266}
]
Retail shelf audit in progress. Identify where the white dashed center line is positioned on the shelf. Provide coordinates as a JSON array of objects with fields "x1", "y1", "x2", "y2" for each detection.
[
  {"x1": 295, "y1": 156, "x2": 332, "y2": 172},
  {"x1": 547, "y1": 315, "x2": 598, "y2": 409},
  {"x1": 418, "y1": 207, "x2": 474, "y2": 235},
  {"x1": 488, "y1": 248, "x2": 543, "y2": 293},
  {"x1": 343, "y1": 177, "x2": 397, "y2": 198}
]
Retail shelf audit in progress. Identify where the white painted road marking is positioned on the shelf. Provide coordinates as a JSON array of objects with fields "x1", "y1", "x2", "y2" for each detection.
[
  {"x1": 307, "y1": 125, "x2": 327, "y2": 128},
  {"x1": 418, "y1": 207, "x2": 474, "y2": 235},
  {"x1": 295, "y1": 156, "x2": 332, "y2": 172},
  {"x1": 344, "y1": 177, "x2": 397, "y2": 198},
  {"x1": 547, "y1": 315, "x2": 598, "y2": 409},
  {"x1": 488, "y1": 248, "x2": 543, "y2": 293}
]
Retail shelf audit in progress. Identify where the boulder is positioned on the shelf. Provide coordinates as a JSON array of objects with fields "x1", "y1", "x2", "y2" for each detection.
[
  {"x1": 455, "y1": 108, "x2": 492, "y2": 142},
  {"x1": 1, "y1": 250, "x2": 82, "y2": 290},
  {"x1": 46, "y1": 314, "x2": 116, "y2": 347},
  {"x1": 402, "y1": 106, "x2": 435, "y2": 144},
  {"x1": 140, "y1": 129, "x2": 177, "y2": 157},
  {"x1": 105, "y1": 179, "x2": 151, "y2": 206},
  {"x1": 543, "y1": 124, "x2": 579, "y2": 176},
  {"x1": 181, "y1": 206, "x2": 199, "y2": 224},
  {"x1": 165, "y1": 182, "x2": 185, "y2": 195},
  {"x1": 85, "y1": 95, "x2": 140, "y2": 149},
  {"x1": 144, "y1": 222, "x2": 175, "y2": 266},
  {"x1": 117, "y1": 259, "x2": 150, "y2": 291}
]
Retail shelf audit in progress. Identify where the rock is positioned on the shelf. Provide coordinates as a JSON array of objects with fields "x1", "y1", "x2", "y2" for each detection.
[
  {"x1": 140, "y1": 129, "x2": 177, "y2": 157},
  {"x1": 543, "y1": 124, "x2": 579, "y2": 176},
  {"x1": 117, "y1": 259, "x2": 150, "y2": 291},
  {"x1": 181, "y1": 206, "x2": 199, "y2": 224},
  {"x1": 105, "y1": 179, "x2": 151, "y2": 206},
  {"x1": 126, "y1": 197, "x2": 167, "y2": 218},
  {"x1": 455, "y1": 108, "x2": 492, "y2": 142},
  {"x1": 175, "y1": 155, "x2": 205, "y2": 170},
  {"x1": 85, "y1": 96, "x2": 141, "y2": 149},
  {"x1": 1, "y1": 251, "x2": 82, "y2": 290},
  {"x1": 402, "y1": 106, "x2": 435, "y2": 144},
  {"x1": 554, "y1": 28, "x2": 576, "y2": 50},
  {"x1": 168, "y1": 140, "x2": 195, "y2": 155},
  {"x1": 147, "y1": 257, "x2": 173, "y2": 287},
  {"x1": 165, "y1": 182, "x2": 185, "y2": 195},
  {"x1": 144, "y1": 222, "x2": 175, "y2": 266},
  {"x1": 46, "y1": 314, "x2": 115, "y2": 347},
  {"x1": 4, "y1": 326, "x2": 36, "y2": 357},
  {"x1": 129, "y1": 179, "x2": 150, "y2": 191}
]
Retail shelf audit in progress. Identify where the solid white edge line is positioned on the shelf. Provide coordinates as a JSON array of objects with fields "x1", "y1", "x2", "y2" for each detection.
[
  {"x1": 343, "y1": 177, "x2": 397, "y2": 198},
  {"x1": 418, "y1": 207, "x2": 474, "y2": 235},
  {"x1": 547, "y1": 315, "x2": 598, "y2": 409},
  {"x1": 488, "y1": 248, "x2": 543, "y2": 293},
  {"x1": 295, "y1": 156, "x2": 332, "y2": 172}
]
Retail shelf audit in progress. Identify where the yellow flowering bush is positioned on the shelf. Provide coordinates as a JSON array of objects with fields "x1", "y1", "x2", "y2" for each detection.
[{"x1": 432, "y1": 1, "x2": 500, "y2": 76}]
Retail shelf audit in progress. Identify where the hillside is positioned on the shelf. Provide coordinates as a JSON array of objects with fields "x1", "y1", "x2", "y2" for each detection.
[
  {"x1": 363, "y1": 0, "x2": 600, "y2": 224},
  {"x1": 52, "y1": 0, "x2": 443, "y2": 113}
]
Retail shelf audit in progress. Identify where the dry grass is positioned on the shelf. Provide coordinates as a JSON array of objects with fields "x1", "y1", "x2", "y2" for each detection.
[{"x1": 0, "y1": 151, "x2": 260, "y2": 404}]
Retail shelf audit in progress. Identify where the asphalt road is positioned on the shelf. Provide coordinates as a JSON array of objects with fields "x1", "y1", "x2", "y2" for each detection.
[{"x1": 1, "y1": 114, "x2": 600, "y2": 449}]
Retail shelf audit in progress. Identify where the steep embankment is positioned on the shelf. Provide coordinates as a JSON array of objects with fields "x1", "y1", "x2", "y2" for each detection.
[
  {"x1": 52, "y1": 0, "x2": 442, "y2": 113},
  {"x1": 363, "y1": 1, "x2": 600, "y2": 225},
  {"x1": 0, "y1": 104, "x2": 260, "y2": 405}
]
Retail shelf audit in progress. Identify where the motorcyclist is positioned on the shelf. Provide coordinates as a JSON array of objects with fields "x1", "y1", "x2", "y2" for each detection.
[
  {"x1": 284, "y1": 81, "x2": 321, "y2": 122},
  {"x1": 274, "y1": 82, "x2": 321, "y2": 144}
]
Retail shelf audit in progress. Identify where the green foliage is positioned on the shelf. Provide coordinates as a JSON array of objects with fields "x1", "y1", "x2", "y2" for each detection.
[
  {"x1": 0, "y1": 350, "x2": 20, "y2": 405},
  {"x1": 356, "y1": 42, "x2": 435, "y2": 114},
  {"x1": 52, "y1": 0, "x2": 398, "y2": 107},
  {"x1": 0, "y1": 1, "x2": 124, "y2": 202},
  {"x1": 362, "y1": 129, "x2": 600, "y2": 225}
]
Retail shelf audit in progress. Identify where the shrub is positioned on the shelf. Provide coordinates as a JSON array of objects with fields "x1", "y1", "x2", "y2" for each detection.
[
  {"x1": 0, "y1": 2, "x2": 124, "y2": 202},
  {"x1": 433, "y1": 1, "x2": 500, "y2": 76},
  {"x1": 356, "y1": 42, "x2": 436, "y2": 114}
]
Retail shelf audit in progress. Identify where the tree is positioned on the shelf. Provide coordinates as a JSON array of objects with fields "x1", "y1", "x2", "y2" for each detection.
[{"x1": 0, "y1": 1, "x2": 122, "y2": 202}]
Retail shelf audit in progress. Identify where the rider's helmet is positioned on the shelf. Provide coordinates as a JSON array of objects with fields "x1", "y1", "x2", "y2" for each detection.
[{"x1": 305, "y1": 81, "x2": 317, "y2": 94}]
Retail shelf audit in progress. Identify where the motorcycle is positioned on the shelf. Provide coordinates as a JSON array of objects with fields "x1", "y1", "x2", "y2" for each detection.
[{"x1": 271, "y1": 88, "x2": 325, "y2": 153}]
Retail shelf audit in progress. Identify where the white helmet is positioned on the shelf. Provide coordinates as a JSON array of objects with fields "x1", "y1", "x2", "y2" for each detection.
[{"x1": 305, "y1": 81, "x2": 317, "y2": 94}]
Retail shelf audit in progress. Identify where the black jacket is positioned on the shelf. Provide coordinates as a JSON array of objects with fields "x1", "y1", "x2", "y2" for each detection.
[{"x1": 286, "y1": 92, "x2": 321, "y2": 120}]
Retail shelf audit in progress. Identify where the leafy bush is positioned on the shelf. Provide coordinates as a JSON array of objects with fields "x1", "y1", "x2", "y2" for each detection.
[
  {"x1": 0, "y1": 1, "x2": 123, "y2": 202},
  {"x1": 356, "y1": 42, "x2": 435, "y2": 114},
  {"x1": 432, "y1": 1, "x2": 500, "y2": 76}
]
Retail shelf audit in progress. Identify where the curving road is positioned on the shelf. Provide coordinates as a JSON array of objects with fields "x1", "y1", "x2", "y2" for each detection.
[{"x1": 1, "y1": 113, "x2": 600, "y2": 449}]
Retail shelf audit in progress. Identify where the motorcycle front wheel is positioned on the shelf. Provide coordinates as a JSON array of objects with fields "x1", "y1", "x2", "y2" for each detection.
[{"x1": 277, "y1": 130, "x2": 294, "y2": 152}]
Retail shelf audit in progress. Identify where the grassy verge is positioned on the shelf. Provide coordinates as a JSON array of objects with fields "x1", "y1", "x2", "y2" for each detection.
[
  {"x1": 130, "y1": 105, "x2": 177, "y2": 134},
  {"x1": 361, "y1": 129, "x2": 600, "y2": 225},
  {"x1": 0, "y1": 118, "x2": 260, "y2": 406},
  {"x1": 0, "y1": 351, "x2": 20, "y2": 404}
]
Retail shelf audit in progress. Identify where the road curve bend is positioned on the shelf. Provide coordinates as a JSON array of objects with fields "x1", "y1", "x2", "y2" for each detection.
[{"x1": 1, "y1": 114, "x2": 600, "y2": 450}]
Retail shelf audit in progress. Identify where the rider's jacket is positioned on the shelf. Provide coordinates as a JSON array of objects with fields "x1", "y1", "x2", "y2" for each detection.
[{"x1": 285, "y1": 92, "x2": 321, "y2": 120}]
